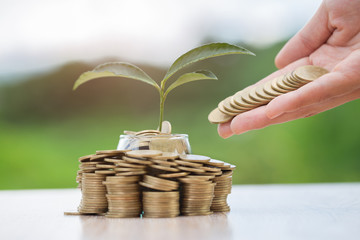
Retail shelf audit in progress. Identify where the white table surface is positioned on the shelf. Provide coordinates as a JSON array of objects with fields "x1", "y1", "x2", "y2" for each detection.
[{"x1": 0, "y1": 183, "x2": 359, "y2": 240}]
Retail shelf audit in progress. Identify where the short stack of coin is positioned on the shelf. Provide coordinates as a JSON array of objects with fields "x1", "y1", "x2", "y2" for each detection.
[
  {"x1": 208, "y1": 65, "x2": 329, "y2": 124},
  {"x1": 104, "y1": 175, "x2": 142, "y2": 218}
]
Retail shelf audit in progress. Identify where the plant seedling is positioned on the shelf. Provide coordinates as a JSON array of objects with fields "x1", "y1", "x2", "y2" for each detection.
[{"x1": 73, "y1": 43, "x2": 255, "y2": 131}]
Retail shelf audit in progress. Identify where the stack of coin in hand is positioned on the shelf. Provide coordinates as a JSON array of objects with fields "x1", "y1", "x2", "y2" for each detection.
[
  {"x1": 103, "y1": 175, "x2": 142, "y2": 218},
  {"x1": 208, "y1": 65, "x2": 329, "y2": 124}
]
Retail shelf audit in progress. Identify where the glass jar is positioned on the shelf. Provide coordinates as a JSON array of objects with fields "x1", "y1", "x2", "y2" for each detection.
[{"x1": 117, "y1": 134, "x2": 191, "y2": 154}]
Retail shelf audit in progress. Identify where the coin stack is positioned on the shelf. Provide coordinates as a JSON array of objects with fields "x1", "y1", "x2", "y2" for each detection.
[
  {"x1": 211, "y1": 170, "x2": 233, "y2": 212},
  {"x1": 76, "y1": 150, "x2": 129, "y2": 214},
  {"x1": 78, "y1": 173, "x2": 107, "y2": 214},
  {"x1": 131, "y1": 150, "x2": 181, "y2": 218},
  {"x1": 208, "y1": 65, "x2": 329, "y2": 124},
  {"x1": 103, "y1": 176, "x2": 142, "y2": 218}
]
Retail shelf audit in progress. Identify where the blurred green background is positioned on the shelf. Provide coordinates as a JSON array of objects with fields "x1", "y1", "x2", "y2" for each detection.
[
  {"x1": 1, "y1": 0, "x2": 359, "y2": 189},
  {"x1": 1, "y1": 41, "x2": 359, "y2": 190}
]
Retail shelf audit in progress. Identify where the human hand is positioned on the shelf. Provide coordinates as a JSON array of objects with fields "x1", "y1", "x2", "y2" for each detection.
[{"x1": 218, "y1": 0, "x2": 360, "y2": 138}]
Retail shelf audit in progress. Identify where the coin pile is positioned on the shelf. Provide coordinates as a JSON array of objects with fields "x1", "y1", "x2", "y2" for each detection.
[
  {"x1": 69, "y1": 149, "x2": 236, "y2": 218},
  {"x1": 76, "y1": 150, "x2": 129, "y2": 214},
  {"x1": 208, "y1": 65, "x2": 329, "y2": 124},
  {"x1": 104, "y1": 176, "x2": 142, "y2": 218}
]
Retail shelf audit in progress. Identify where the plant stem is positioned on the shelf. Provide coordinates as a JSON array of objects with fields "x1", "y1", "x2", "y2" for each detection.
[{"x1": 158, "y1": 92, "x2": 165, "y2": 132}]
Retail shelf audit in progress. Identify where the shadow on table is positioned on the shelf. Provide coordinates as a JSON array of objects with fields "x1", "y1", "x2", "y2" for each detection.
[{"x1": 79, "y1": 213, "x2": 232, "y2": 240}]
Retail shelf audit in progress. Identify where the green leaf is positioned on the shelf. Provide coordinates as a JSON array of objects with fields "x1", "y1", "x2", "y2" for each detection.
[
  {"x1": 73, "y1": 62, "x2": 160, "y2": 91},
  {"x1": 162, "y1": 43, "x2": 255, "y2": 85},
  {"x1": 164, "y1": 70, "x2": 218, "y2": 97}
]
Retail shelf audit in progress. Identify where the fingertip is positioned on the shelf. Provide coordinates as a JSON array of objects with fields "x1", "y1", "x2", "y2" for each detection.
[
  {"x1": 230, "y1": 115, "x2": 248, "y2": 135},
  {"x1": 217, "y1": 122, "x2": 234, "y2": 139}
]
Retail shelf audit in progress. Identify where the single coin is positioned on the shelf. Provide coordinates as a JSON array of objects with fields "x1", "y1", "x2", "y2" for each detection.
[
  {"x1": 115, "y1": 171, "x2": 146, "y2": 176},
  {"x1": 126, "y1": 150, "x2": 162, "y2": 158},
  {"x1": 208, "y1": 107, "x2": 233, "y2": 124},
  {"x1": 174, "y1": 160, "x2": 203, "y2": 168},
  {"x1": 115, "y1": 162, "x2": 146, "y2": 169},
  {"x1": 206, "y1": 159, "x2": 225, "y2": 167},
  {"x1": 123, "y1": 156, "x2": 153, "y2": 165},
  {"x1": 151, "y1": 159, "x2": 177, "y2": 167},
  {"x1": 179, "y1": 154, "x2": 211, "y2": 163},
  {"x1": 114, "y1": 167, "x2": 145, "y2": 172},
  {"x1": 177, "y1": 166, "x2": 206, "y2": 173},
  {"x1": 157, "y1": 172, "x2": 189, "y2": 178},
  {"x1": 135, "y1": 130, "x2": 160, "y2": 136},
  {"x1": 94, "y1": 170, "x2": 116, "y2": 175},
  {"x1": 294, "y1": 65, "x2": 329, "y2": 82},
  {"x1": 150, "y1": 152, "x2": 179, "y2": 160},
  {"x1": 149, "y1": 164, "x2": 180, "y2": 172},
  {"x1": 96, "y1": 150, "x2": 129, "y2": 155},
  {"x1": 64, "y1": 211, "x2": 82, "y2": 216},
  {"x1": 78, "y1": 154, "x2": 93, "y2": 162},
  {"x1": 123, "y1": 130, "x2": 136, "y2": 135},
  {"x1": 160, "y1": 121, "x2": 172, "y2": 134},
  {"x1": 96, "y1": 164, "x2": 115, "y2": 169}
]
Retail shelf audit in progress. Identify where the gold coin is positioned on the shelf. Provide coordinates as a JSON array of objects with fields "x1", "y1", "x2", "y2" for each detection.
[
  {"x1": 160, "y1": 121, "x2": 172, "y2": 134},
  {"x1": 208, "y1": 107, "x2": 233, "y2": 124},
  {"x1": 233, "y1": 90, "x2": 259, "y2": 108},
  {"x1": 174, "y1": 159, "x2": 203, "y2": 168},
  {"x1": 179, "y1": 154, "x2": 210, "y2": 163},
  {"x1": 218, "y1": 101, "x2": 238, "y2": 116},
  {"x1": 149, "y1": 164, "x2": 180, "y2": 172},
  {"x1": 151, "y1": 159, "x2": 178, "y2": 167},
  {"x1": 78, "y1": 154, "x2": 93, "y2": 162},
  {"x1": 115, "y1": 171, "x2": 146, "y2": 176},
  {"x1": 123, "y1": 156, "x2": 153, "y2": 165},
  {"x1": 115, "y1": 162, "x2": 146, "y2": 169},
  {"x1": 157, "y1": 172, "x2": 189, "y2": 178},
  {"x1": 95, "y1": 150, "x2": 129, "y2": 155},
  {"x1": 177, "y1": 166, "x2": 206, "y2": 173},
  {"x1": 126, "y1": 150, "x2": 163, "y2": 158},
  {"x1": 294, "y1": 65, "x2": 329, "y2": 82},
  {"x1": 255, "y1": 84, "x2": 276, "y2": 100},
  {"x1": 205, "y1": 159, "x2": 225, "y2": 167},
  {"x1": 150, "y1": 152, "x2": 179, "y2": 160}
]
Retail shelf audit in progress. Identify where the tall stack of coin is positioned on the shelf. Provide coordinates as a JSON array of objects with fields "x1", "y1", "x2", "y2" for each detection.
[
  {"x1": 175, "y1": 154, "x2": 217, "y2": 216},
  {"x1": 76, "y1": 150, "x2": 129, "y2": 214},
  {"x1": 208, "y1": 65, "x2": 329, "y2": 124},
  {"x1": 78, "y1": 173, "x2": 108, "y2": 214},
  {"x1": 104, "y1": 175, "x2": 142, "y2": 218},
  {"x1": 211, "y1": 170, "x2": 234, "y2": 212},
  {"x1": 127, "y1": 150, "x2": 181, "y2": 218}
]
